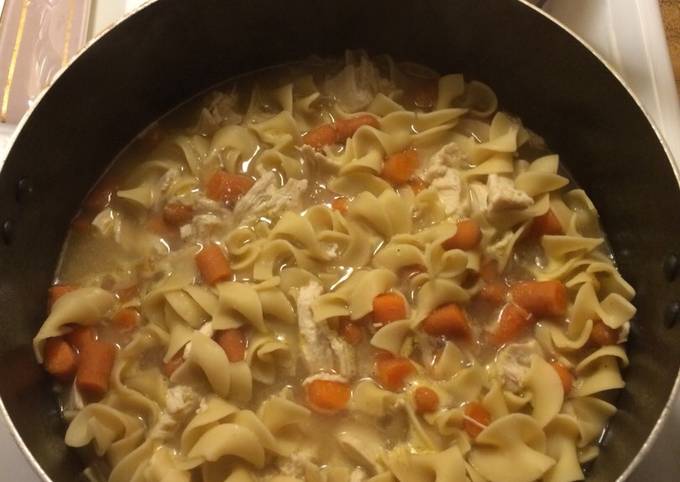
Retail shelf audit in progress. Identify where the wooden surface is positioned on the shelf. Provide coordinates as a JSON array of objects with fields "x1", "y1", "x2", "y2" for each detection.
[{"x1": 661, "y1": 0, "x2": 680, "y2": 94}]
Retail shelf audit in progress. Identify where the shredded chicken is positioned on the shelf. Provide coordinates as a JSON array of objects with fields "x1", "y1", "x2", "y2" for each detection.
[
  {"x1": 495, "y1": 340, "x2": 543, "y2": 392},
  {"x1": 486, "y1": 174, "x2": 533, "y2": 211},
  {"x1": 296, "y1": 282, "x2": 334, "y2": 372},
  {"x1": 233, "y1": 171, "x2": 308, "y2": 224}
]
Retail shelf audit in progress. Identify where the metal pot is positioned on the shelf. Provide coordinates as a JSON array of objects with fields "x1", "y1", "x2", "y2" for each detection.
[{"x1": 1, "y1": 0, "x2": 678, "y2": 480}]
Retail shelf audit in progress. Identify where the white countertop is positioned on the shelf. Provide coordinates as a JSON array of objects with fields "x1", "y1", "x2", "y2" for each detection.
[{"x1": 1, "y1": 0, "x2": 679, "y2": 481}]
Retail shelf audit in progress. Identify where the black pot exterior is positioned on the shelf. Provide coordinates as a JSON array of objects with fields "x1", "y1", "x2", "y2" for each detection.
[{"x1": 1, "y1": 1, "x2": 679, "y2": 481}]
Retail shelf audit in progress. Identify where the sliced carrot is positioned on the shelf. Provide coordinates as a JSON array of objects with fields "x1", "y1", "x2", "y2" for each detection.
[
  {"x1": 510, "y1": 280, "x2": 567, "y2": 317},
  {"x1": 408, "y1": 177, "x2": 428, "y2": 195},
  {"x1": 65, "y1": 326, "x2": 97, "y2": 352},
  {"x1": 442, "y1": 219, "x2": 482, "y2": 251},
  {"x1": 112, "y1": 308, "x2": 140, "y2": 332},
  {"x1": 381, "y1": 149, "x2": 419, "y2": 186},
  {"x1": 115, "y1": 284, "x2": 138, "y2": 302},
  {"x1": 479, "y1": 260, "x2": 499, "y2": 283},
  {"x1": 48, "y1": 284, "x2": 76, "y2": 310},
  {"x1": 421, "y1": 304, "x2": 470, "y2": 339},
  {"x1": 146, "y1": 214, "x2": 179, "y2": 241},
  {"x1": 43, "y1": 337, "x2": 77, "y2": 382},
  {"x1": 490, "y1": 303, "x2": 533, "y2": 346},
  {"x1": 163, "y1": 202, "x2": 194, "y2": 226},
  {"x1": 375, "y1": 356, "x2": 415, "y2": 391},
  {"x1": 339, "y1": 320, "x2": 364, "y2": 345},
  {"x1": 464, "y1": 401, "x2": 491, "y2": 438},
  {"x1": 334, "y1": 115, "x2": 380, "y2": 142},
  {"x1": 331, "y1": 196, "x2": 349, "y2": 214},
  {"x1": 372, "y1": 292, "x2": 407, "y2": 326},
  {"x1": 478, "y1": 282, "x2": 507, "y2": 305},
  {"x1": 551, "y1": 362, "x2": 574, "y2": 394},
  {"x1": 529, "y1": 210, "x2": 563, "y2": 238},
  {"x1": 305, "y1": 379, "x2": 352, "y2": 414},
  {"x1": 302, "y1": 123, "x2": 338, "y2": 149},
  {"x1": 214, "y1": 329, "x2": 246, "y2": 362},
  {"x1": 205, "y1": 170, "x2": 254, "y2": 205},
  {"x1": 590, "y1": 320, "x2": 620, "y2": 346},
  {"x1": 414, "y1": 386, "x2": 439, "y2": 413},
  {"x1": 195, "y1": 243, "x2": 232, "y2": 285},
  {"x1": 76, "y1": 341, "x2": 116, "y2": 399},
  {"x1": 162, "y1": 353, "x2": 184, "y2": 378}
]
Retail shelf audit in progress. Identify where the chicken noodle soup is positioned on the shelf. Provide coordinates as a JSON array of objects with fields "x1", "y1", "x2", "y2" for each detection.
[{"x1": 34, "y1": 52, "x2": 635, "y2": 482}]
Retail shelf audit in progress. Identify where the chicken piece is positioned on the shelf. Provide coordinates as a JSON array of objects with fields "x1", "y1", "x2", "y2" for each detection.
[
  {"x1": 233, "y1": 171, "x2": 308, "y2": 224},
  {"x1": 419, "y1": 143, "x2": 469, "y2": 216},
  {"x1": 276, "y1": 447, "x2": 317, "y2": 478},
  {"x1": 422, "y1": 142, "x2": 467, "y2": 179},
  {"x1": 300, "y1": 144, "x2": 336, "y2": 170},
  {"x1": 297, "y1": 282, "x2": 334, "y2": 372},
  {"x1": 303, "y1": 372, "x2": 349, "y2": 385},
  {"x1": 486, "y1": 174, "x2": 533, "y2": 211},
  {"x1": 494, "y1": 340, "x2": 543, "y2": 393},
  {"x1": 329, "y1": 337, "x2": 357, "y2": 379},
  {"x1": 324, "y1": 56, "x2": 386, "y2": 112},
  {"x1": 150, "y1": 384, "x2": 201, "y2": 440}
]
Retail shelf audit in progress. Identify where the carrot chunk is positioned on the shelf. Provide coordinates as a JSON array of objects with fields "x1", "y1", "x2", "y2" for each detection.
[
  {"x1": 334, "y1": 115, "x2": 380, "y2": 141},
  {"x1": 305, "y1": 379, "x2": 352, "y2": 413},
  {"x1": 464, "y1": 401, "x2": 491, "y2": 438},
  {"x1": 65, "y1": 326, "x2": 96, "y2": 352},
  {"x1": 510, "y1": 280, "x2": 567, "y2": 317},
  {"x1": 375, "y1": 356, "x2": 415, "y2": 391},
  {"x1": 529, "y1": 210, "x2": 563, "y2": 237},
  {"x1": 339, "y1": 320, "x2": 364, "y2": 345},
  {"x1": 48, "y1": 284, "x2": 76, "y2": 310},
  {"x1": 163, "y1": 202, "x2": 194, "y2": 226},
  {"x1": 551, "y1": 362, "x2": 574, "y2": 394},
  {"x1": 162, "y1": 353, "x2": 184, "y2": 378},
  {"x1": 590, "y1": 320, "x2": 620, "y2": 346},
  {"x1": 490, "y1": 303, "x2": 533, "y2": 346},
  {"x1": 414, "y1": 386, "x2": 439, "y2": 413},
  {"x1": 195, "y1": 243, "x2": 232, "y2": 285},
  {"x1": 479, "y1": 260, "x2": 499, "y2": 283},
  {"x1": 43, "y1": 338, "x2": 77, "y2": 382},
  {"x1": 381, "y1": 149, "x2": 419, "y2": 186},
  {"x1": 112, "y1": 308, "x2": 140, "y2": 332},
  {"x1": 421, "y1": 304, "x2": 470, "y2": 339},
  {"x1": 302, "y1": 124, "x2": 338, "y2": 149},
  {"x1": 442, "y1": 219, "x2": 482, "y2": 251},
  {"x1": 76, "y1": 341, "x2": 116, "y2": 399},
  {"x1": 372, "y1": 293, "x2": 407, "y2": 326},
  {"x1": 205, "y1": 170, "x2": 254, "y2": 205},
  {"x1": 214, "y1": 329, "x2": 246, "y2": 362},
  {"x1": 331, "y1": 196, "x2": 349, "y2": 214}
]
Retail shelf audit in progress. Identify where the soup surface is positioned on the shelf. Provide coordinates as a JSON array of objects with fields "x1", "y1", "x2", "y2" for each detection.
[{"x1": 33, "y1": 53, "x2": 635, "y2": 482}]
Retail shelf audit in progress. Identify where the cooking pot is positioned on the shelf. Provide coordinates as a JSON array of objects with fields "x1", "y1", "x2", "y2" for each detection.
[{"x1": 1, "y1": 0, "x2": 679, "y2": 480}]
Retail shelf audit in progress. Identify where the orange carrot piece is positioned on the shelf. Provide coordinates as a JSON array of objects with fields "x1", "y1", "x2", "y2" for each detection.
[
  {"x1": 479, "y1": 260, "x2": 499, "y2": 283},
  {"x1": 339, "y1": 320, "x2": 364, "y2": 345},
  {"x1": 510, "y1": 280, "x2": 567, "y2": 317},
  {"x1": 381, "y1": 149, "x2": 419, "y2": 186},
  {"x1": 442, "y1": 219, "x2": 482, "y2": 251},
  {"x1": 195, "y1": 243, "x2": 232, "y2": 285},
  {"x1": 408, "y1": 177, "x2": 428, "y2": 195},
  {"x1": 414, "y1": 386, "x2": 439, "y2": 413},
  {"x1": 302, "y1": 124, "x2": 338, "y2": 149},
  {"x1": 530, "y1": 210, "x2": 563, "y2": 237},
  {"x1": 48, "y1": 284, "x2": 76, "y2": 310},
  {"x1": 490, "y1": 303, "x2": 533, "y2": 346},
  {"x1": 375, "y1": 356, "x2": 415, "y2": 391},
  {"x1": 65, "y1": 326, "x2": 96, "y2": 352},
  {"x1": 214, "y1": 329, "x2": 246, "y2": 362},
  {"x1": 372, "y1": 293, "x2": 407, "y2": 326},
  {"x1": 163, "y1": 202, "x2": 194, "y2": 226},
  {"x1": 305, "y1": 379, "x2": 352, "y2": 413},
  {"x1": 590, "y1": 320, "x2": 620, "y2": 346},
  {"x1": 112, "y1": 308, "x2": 140, "y2": 332},
  {"x1": 331, "y1": 196, "x2": 349, "y2": 214},
  {"x1": 43, "y1": 337, "x2": 77, "y2": 382},
  {"x1": 464, "y1": 401, "x2": 491, "y2": 438},
  {"x1": 76, "y1": 341, "x2": 116, "y2": 399},
  {"x1": 334, "y1": 115, "x2": 380, "y2": 142},
  {"x1": 162, "y1": 353, "x2": 184, "y2": 378},
  {"x1": 422, "y1": 304, "x2": 470, "y2": 339},
  {"x1": 479, "y1": 282, "x2": 507, "y2": 305},
  {"x1": 551, "y1": 362, "x2": 574, "y2": 394},
  {"x1": 205, "y1": 170, "x2": 254, "y2": 204}
]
